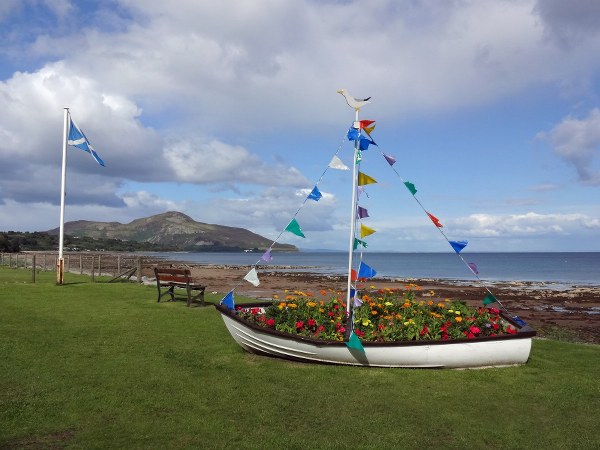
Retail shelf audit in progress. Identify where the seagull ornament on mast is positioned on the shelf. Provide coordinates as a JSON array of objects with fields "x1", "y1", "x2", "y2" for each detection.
[{"x1": 337, "y1": 89, "x2": 371, "y2": 111}]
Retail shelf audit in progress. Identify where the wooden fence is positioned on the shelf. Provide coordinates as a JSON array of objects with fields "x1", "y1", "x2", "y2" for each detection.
[{"x1": 0, "y1": 252, "x2": 147, "y2": 283}]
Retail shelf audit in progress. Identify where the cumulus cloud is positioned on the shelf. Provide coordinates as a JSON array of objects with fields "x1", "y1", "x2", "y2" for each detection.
[
  {"x1": 163, "y1": 138, "x2": 307, "y2": 187},
  {"x1": 451, "y1": 212, "x2": 600, "y2": 237},
  {"x1": 537, "y1": 109, "x2": 600, "y2": 185}
]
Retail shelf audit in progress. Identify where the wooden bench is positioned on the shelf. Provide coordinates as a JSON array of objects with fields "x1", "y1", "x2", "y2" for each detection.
[{"x1": 154, "y1": 267, "x2": 206, "y2": 307}]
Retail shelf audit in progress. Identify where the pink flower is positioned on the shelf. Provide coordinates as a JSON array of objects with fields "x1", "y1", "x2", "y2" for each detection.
[
  {"x1": 469, "y1": 326, "x2": 481, "y2": 335},
  {"x1": 338, "y1": 327, "x2": 346, "y2": 333}
]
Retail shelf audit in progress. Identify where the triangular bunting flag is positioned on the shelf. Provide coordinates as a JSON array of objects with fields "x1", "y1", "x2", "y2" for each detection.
[
  {"x1": 404, "y1": 181, "x2": 417, "y2": 195},
  {"x1": 383, "y1": 153, "x2": 396, "y2": 166},
  {"x1": 353, "y1": 238, "x2": 368, "y2": 250},
  {"x1": 359, "y1": 135, "x2": 374, "y2": 150},
  {"x1": 285, "y1": 218, "x2": 306, "y2": 238},
  {"x1": 243, "y1": 267, "x2": 260, "y2": 287},
  {"x1": 345, "y1": 331, "x2": 365, "y2": 352},
  {"x1": 468, "y1": 262, "x2": 479, "y2": 275},
  {"x1": 307, "y1": 186, "x2": 322, "y2": 201},
  {"x1": 427, "y1": 212, "x2": 443, "y2": 228},
  {"x1": 357, "y1": 171, "x2": 377, "y2": 186},
  {"x1": 356, "y1": 149, "x2": 362, "y2": 163},
  {"x1": 221, "y1": 291, "x2": 235, "y2": 310},
  {"x1": 329, "y1": 155, "x2": 349, "y2": 170},
  {"x1": 347, "y1": 127, "x2": 360, "y2": 141},
  {"x1": 353, "y1": 296, "x2": 363, "y2": 307},
  {"x1": 359, "y1": 120, "x2": 375, "y2": 129},
  {"x1": 357, "y1": 206, "x2": 369, "y2": 219},
  {"x1": 482, "y1": 293, "x2": 498, "y2": 305},
  {"x1": 261, "y1": 248, "x2": 273, "y2": 262},
  {"x1": 357, "y1": 261, "x2": 377, "y2": 278},
  {"x1": 363, "y1": 125, "x2": 376, "y2": 135},
  {"x1": 360, "y1": 224, "x2": 376, "y2": 238},
  {"x1": 449, "y1": 240, "x2": 468, "y2": 254}
]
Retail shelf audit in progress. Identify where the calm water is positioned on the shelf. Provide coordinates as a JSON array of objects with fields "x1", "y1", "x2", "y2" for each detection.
[{"x1": 145, "y1": 251, "x2": 600, "y2": 287}]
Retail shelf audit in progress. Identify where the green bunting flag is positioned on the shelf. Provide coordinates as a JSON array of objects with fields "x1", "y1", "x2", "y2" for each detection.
[
  {"x1": 482, "y1": 293, "x2": 498, "y2": 305},
  {"x1": 353, "y1": 238, "x2": 368, "y2": 250},
  {"x1": 345, "y1": 331, "x2": 365, "y2": 352},
  {"x1": 285, "y1": 218, "x2": 305, "y2": 238},
  {"x1": 404, "y1": 181, "x2": 417, "y2": 195}
]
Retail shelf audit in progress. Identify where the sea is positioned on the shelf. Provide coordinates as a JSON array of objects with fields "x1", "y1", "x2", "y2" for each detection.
[{"x1": 144, "y1": 251, "x2": 600, "y2": 288}]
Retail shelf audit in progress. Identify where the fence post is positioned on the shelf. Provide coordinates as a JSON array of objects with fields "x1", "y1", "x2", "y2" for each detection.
[
  {"x1": 98, "y1": 254, "x2": 102, "y2": 278},
  {"x1": 32, "y1": 254, "x2": 36, "y2": 283},
  {"x1": 116, "y1": 255, "x2": 121, "y2": 277},
  {"x1": 80, "y1": 254, "x2": 83, "y2": 275},
  {"x1": 137, "y1": 257, "x2": 142, "y2": 283},
  {"x1": 91, "y1": 255, "x2": 95, "y2": 282},
  {"x1": 66, "y1": 255, "x2": 70, "y2": 273}
]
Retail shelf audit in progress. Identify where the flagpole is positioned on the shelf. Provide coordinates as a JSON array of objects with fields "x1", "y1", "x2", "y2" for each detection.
[
  {"x1": 57, "y1": 107, "x2": 69, "y2": 285},
  {"x1": 345, "y1": 108, "x2": 360, "y2": 317}
]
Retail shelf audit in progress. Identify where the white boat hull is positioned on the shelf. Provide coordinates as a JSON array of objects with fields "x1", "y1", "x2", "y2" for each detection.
[{"x1": 216, "y1": 305, "x2": 535, "y2": 369}]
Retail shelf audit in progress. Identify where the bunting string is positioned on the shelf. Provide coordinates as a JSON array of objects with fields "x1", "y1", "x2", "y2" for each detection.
[{"x1": 371, "y1": 144, "x2": 510, "y2": 314}]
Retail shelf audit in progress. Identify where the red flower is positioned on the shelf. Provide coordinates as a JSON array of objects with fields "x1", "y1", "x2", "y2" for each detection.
[
  {"x1": 338, "y1": 327, "x2": 346, "y2": 333},
  {"x1": 296, "y1": 321, "x2": 304, "y2": 330},
  {"x1": 492, "y1": 323, "x2": 499, "y2": 331},
  {"x1": 250, "y1": 308, "x2": 261, "y2": 315},
  {"x1": 355, "y1": 329, "x2": 365, "y2": 337},
  {"x1": 469, "y1": 326, "x2": 481, "y2": 335},
  {"x1": 488, "y1": 307, "x2": 500, "y2": 315},
  {"x1": 420, "y1": 325, "x2": 429, "y2": 336},
  {"x1": 506, "y1": 326, "x2": 517, "y2": 334},
  {"x1": 307, "y1": 318, "x2": 317, "y2": 328},
  {"x1": 266, "y1": 318, "x2": 276, "y2": 327}
]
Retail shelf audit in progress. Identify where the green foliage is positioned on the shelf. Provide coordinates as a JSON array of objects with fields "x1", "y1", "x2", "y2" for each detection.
[
  {"x1": 0, "y1": 267, "x2": 599, "y2": 449},
  {"x1": 0, "y1": 231, "x2": 173, "y2": 252}
]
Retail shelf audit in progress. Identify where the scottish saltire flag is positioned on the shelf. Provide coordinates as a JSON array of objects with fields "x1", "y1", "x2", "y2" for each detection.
[{"x1": 68, "y1": 117, "x2": 105, "y2": 166}]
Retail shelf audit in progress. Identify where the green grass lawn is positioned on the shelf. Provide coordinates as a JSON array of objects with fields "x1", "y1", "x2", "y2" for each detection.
[{"x1": 1, "y1": 267, "x2": 599, "y2": 449}]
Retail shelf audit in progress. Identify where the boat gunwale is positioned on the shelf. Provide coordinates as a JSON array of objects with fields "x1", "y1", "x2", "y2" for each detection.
[{"x1": 214, "y1": 302, "x2": 536, "y2": 347}]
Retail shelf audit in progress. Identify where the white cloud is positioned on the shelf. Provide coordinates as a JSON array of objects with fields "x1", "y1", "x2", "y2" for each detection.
[
  {"x1": 537, "y1": 108, "x2": 600, "y2": 185},
  {"x1": 163, "y1": 138, "x2": 307, "y2": 186}
]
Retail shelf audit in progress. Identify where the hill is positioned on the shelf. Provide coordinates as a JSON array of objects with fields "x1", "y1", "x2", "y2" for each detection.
[{"x1": 46, "y1": 211, "x2": 297, "y2": 252}]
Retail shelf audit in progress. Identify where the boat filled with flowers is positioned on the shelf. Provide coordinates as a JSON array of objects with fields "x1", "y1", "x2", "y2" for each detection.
[{"x1": 215, "y1": 90, "x2": 535, "y2": 368}]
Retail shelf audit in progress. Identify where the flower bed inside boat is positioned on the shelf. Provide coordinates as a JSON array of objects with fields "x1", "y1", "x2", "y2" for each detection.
[{"x1": 236, "y1": 285, "x2": 518, "y2": 342}]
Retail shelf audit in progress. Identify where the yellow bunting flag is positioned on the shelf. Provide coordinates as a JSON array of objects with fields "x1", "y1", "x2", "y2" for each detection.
[
  {"x1": 357, "y1": 171, "x2": 377, "y2": 186},
  {"x1": 360, "y1": 224, "x2": 376, "y2": 238}
]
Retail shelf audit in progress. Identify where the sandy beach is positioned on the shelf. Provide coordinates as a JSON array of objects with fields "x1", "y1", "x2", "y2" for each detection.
[{"x1": 143, "y1": 262, "x2": 600, "y2": 345}]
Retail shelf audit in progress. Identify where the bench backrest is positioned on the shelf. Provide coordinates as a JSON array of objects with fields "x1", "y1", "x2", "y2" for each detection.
[{"x1": 154, "y1": 267, "x2": 191, "y2": 284}]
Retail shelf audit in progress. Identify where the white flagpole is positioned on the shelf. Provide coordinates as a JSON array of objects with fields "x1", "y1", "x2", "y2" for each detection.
[
  {"x1": 345, "y1": 107, "x2": 360, "y2": 317},
  {"x1": 57, "y1": 107, "x2": 69, "y2": 284}
]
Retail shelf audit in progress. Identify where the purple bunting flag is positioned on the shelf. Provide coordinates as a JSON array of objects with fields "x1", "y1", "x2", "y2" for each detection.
[
  {"x1": 383, "y1": 153, "x2": 396, "y2": 166},
  {"x1": 261, "y1": 249, "x2": 273, "y2": 262},
  {"x1": 357, "y1": 206, "x2": 369, "y2": 219},
  {"x1": 468, "y1": 262, "x2": 479, "y2": 275}
]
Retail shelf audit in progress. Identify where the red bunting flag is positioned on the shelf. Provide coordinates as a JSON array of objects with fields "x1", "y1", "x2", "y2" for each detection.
[
  {"x1": 427, "y1": 212, "x2": 443, "y2": 228},
  {"x1": 359, "y1": 120, "x2": 375, "y2": 129}
]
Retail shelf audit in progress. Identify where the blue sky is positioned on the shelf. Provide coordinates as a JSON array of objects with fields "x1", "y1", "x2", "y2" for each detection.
[{"x1": 1, "y1": 0, "x2": 600, "y2": 252}]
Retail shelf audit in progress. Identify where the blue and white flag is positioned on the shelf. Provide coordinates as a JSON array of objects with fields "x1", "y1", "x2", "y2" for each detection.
[{"x1": 68, "y1": 117, "x2": 105, "y2": 166}]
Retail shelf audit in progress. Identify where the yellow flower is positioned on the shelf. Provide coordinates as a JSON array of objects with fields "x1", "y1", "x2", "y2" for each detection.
[
  {"x1": 273, "y1": 294, "x2": 279, "y2": 299},
  {"x1": 437, "y1": 302, "x2": 446, "y2": 308},
  {"x1": 288, "y1": 303, "x2": 297, "y2": 309},
  {"x1": 455, "y1": 316, "x2": 463, "y2": 323},
  {"x1": 384, "y1": 301, "x2": 393, "y2": 307},
  {"x1": 370, "y1": 285, "x2": 376, "y2": 289},
  {"x1": 307, "y1": 301, "x2": 317, "y2": 307},
  {"x1": 455, "y1": 311, "x2": 461, "y2": 315}
]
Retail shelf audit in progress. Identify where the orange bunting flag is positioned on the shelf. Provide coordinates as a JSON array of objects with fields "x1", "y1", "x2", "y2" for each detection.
[
  {"x1": 360, "y1": 223, "x2": 376, "y2": 238},
  {"x1": 357, "y1": 171, "x2": 377, "y2": 186},
  {"x1": 427, "y1": 212, "x2": 443, "y2": 228},
  {"x1": 363, "y1": 124, "x2": 376, "y2": 135}
]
